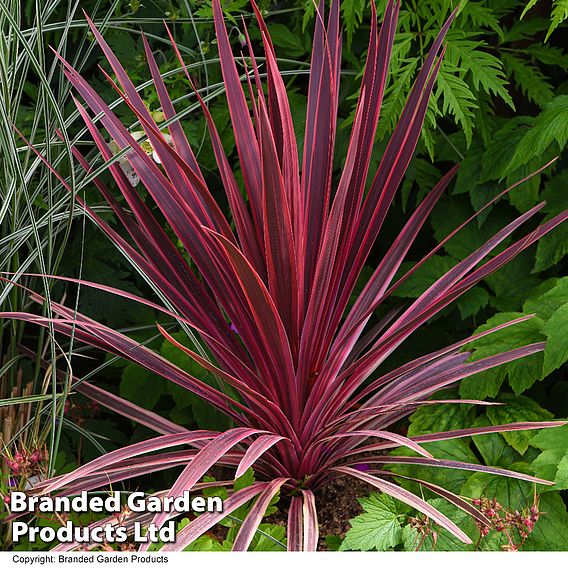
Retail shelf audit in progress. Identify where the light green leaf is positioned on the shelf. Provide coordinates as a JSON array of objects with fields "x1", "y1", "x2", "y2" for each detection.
[
  {"x1": 436, "y1": 67, "x2": 478, "y2": 146},
  {"x1": 521, "y1": 0, "x2": 540, "y2": 19},
  {"x1": 532, "y1": 424, "x2": 568, "y2": 490},
  {"x1": 542, "y1": 303, "x2": 568, "y2": 375},
  {"x1": 341, "y1": 0, "x2": 365, "y2": 47},
  {"x1": 460, "y1": 313, "x2": 546, "y2": 398},
  {"x1": 408, "y1": 398, "x2": 474, "y2": 436},
  {"x1": 501, "y1": 53, "x2": 553, "y2": 109},
  {"x1": 546, "y1": 0, "x2": 568, "y2": 40},
  {"x1": 446, "y1": 37, "x2": 513, "y2": 108},
  {"x1": 522, "y1": 492, "x2": 568, "y2": 550},
  {"x1": 508, "y1": 96, "x2": 568, "y2": 172},
  {"x1": 340, "y1": 493, "x2": 404, "y2": 551},
  {"x1": 486, "y1": 394, "x2": 553, "y2": 454},
  {"x1": 524, "y1": 277, "x2": 568, "y2": 321}
]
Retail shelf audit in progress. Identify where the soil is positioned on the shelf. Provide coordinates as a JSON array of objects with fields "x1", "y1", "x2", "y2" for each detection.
[
  {"x1": 206, "y1": 466, "x2": 373, "y2": 550},
  {"x1": 264, "y1": 476, "x2": 371, "y2": 551},
  {"x1": 313, "y1": 476, "x2": 370, "y2": 550}
]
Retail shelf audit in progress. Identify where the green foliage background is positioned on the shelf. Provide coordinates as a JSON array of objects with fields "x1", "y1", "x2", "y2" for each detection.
[{"x1": 4, "y1": 0, "x2": 567, "y2": 551}]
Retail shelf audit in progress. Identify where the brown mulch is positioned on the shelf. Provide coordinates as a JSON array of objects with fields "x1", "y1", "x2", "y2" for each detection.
[
  {"x1": 204, "y1": 466, "x2": 374, "y2": 550},
  {"x1": 264, "y1": 476, "x2": 372, "y2": 551},
  {"x1": 313, "y1": 476, "x2": 371, "y2": 550}
]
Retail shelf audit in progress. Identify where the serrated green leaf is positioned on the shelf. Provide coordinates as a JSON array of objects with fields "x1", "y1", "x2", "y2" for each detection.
[
  {"x1": 501, "y1": 53, "x2": 553, "y2": 109},
  {"x1": 523, "y1": 492, "x2": 568, "y2": 550},
  {"x1": 472, "y1": 416, "x2": 523, "y2": 467},
  {"x1": 446, "y1": 37, "x2": 513, "y2": 108},
  {"x1": 532, "y1": 424, "x2": 568, "y2": 491},
  {"x1": 408, "y1": 397, "x2": 474, "y2": 436},
  {"x1": 340, "y1": 493, "x2": 404, "y2": 551},
  {"x1": 503, "y1": 17, "x2": 549, "y2": 43},
  {"x1": 535, "y1": 224, "x2": 568, "y2": 272},
  {"x1": 542, "y1": 303, "x2": 568, "y2": 375},
  {"x1": 546, "y1": 0, "x2": 568, "y2": 40},
  {"x1": 459, "y1": 1, "x2": 504, "y2": 41},
  {"x1": 341, "y1": 0, "x2": 366, "y2": 47},
  {"x1": 393, "y1": 255, "x2": 457, "y2": 298},
  {"x1": 526, "y1": 44, "x2": 568, "y2": 70},
  {"x1": 460, "y1": 313, "x2": 545, "y2": 398},
  {"x1": 532, "y1": 447, "x2": 567, "y2": 488},
  {"x1": 508, "y1": 96, "x2": 568, "y2": 172},
  {"x1": 524, "y1": 277, "x2": 568, "y2": 320},
  {"x1": 486, "y1": 394, "x2": 553, "y2": 454},
  {"x1": 234, "y1": 467, "x2": 255, "y2": 492},
  {"x1": 436, "y1": 67, "x2": 478, "y2": 146},
  {"x1": 247, "y1": 524, "x2": 287, "y2": 551},
  {"x1": 457, "y1": 287, "x2": 490, "y2": 319}
]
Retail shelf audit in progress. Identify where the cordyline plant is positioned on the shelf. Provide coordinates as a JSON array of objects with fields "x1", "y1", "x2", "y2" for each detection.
[{"x1": 4, "y1": 0, "x2": 568, "y2": 552}]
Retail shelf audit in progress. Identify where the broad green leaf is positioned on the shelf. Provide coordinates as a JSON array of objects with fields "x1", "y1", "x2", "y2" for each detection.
[
  {"x1": 461, "y1": 462, "x2": 535, "y2": 508},
  {"x1": 479, "y1": 117, "x2": 534, "y2": 183},
  {"x1": 120, "y1": 366, "x2": 168, "y2": 410},
  {"x1": 393, "y1": 255, "x2": 457, "y2": 298},
  {"x1": 486, "y1": 394, "x2": 553, "y2": 454},
  {"x1": 508, "y1": 96, "x2": 568, "y2": 172},
  {"x1": 340, "y1": 493, "x2": 404, "y2": 551},
  {"x1": 542, "y1": 304, "x2": 568, "y2": 375},
  {"x1": 266, "y1": 23, "x2": 305, "y2": 56},
  {"x1": 460, "y1": 313, "x2": 546, "y2": 398},
  {"x1": 389, "y1": 439, "x2": 479, "y2": 496},
  {"x1": 457, "y1": 287, "x2": 490, "y2": 319},
  {"x1": 402, "y1": 498, "x2": 473, "y2": 551},
  {"x1": 531, "y1": 424, "x2": 568, "y2": 490},
  {"x1": 472, "y1": 416, "x2": 522, "y2": 468},
  {"x1": 430, "y1": 196, "x2": 504, "y2": 260},
  {"x1": 408, "y1": 397, "x2": 474, "y2": 436},
  {"x1": 485, "y1": 254, "x2": 542, "y2": 312},
  {"x1": 524, "y1": 278, "x2": 568, "y2": 321},
  {"x1": 522, "y1": 492, "x2": 568, "y2": 550}
]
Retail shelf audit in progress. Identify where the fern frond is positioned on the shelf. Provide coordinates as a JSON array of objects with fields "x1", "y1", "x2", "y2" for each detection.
[
  {"x1": 341, "y1": 0, "x2": 366, "y2": 47},
  {"x1": 446, "y1": 37, "x2": 514, "y2": 108},
  {"x1": 459, "y1": 1, "x2": 503, "y2": 40},
  {"x1": 526, "y1": 44, "x2": 568, "y2": 70},
  {"x1": 508, "y1": 96, "x2": 568, "y2": 172},
  {"x1": 547, "y1": 0, "x2": 568, "y2": 40},
  {"x1": 436, "y1": 65, "x2": 478, "y2": 146},
  {"x1": 501, "y1": 53, "x2": 553, "y2": 109}
]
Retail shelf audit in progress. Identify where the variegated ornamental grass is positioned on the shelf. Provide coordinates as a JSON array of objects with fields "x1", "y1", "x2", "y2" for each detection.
[{"x1": 4, "y1": 0, "x2": 568, "y2": 551}]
